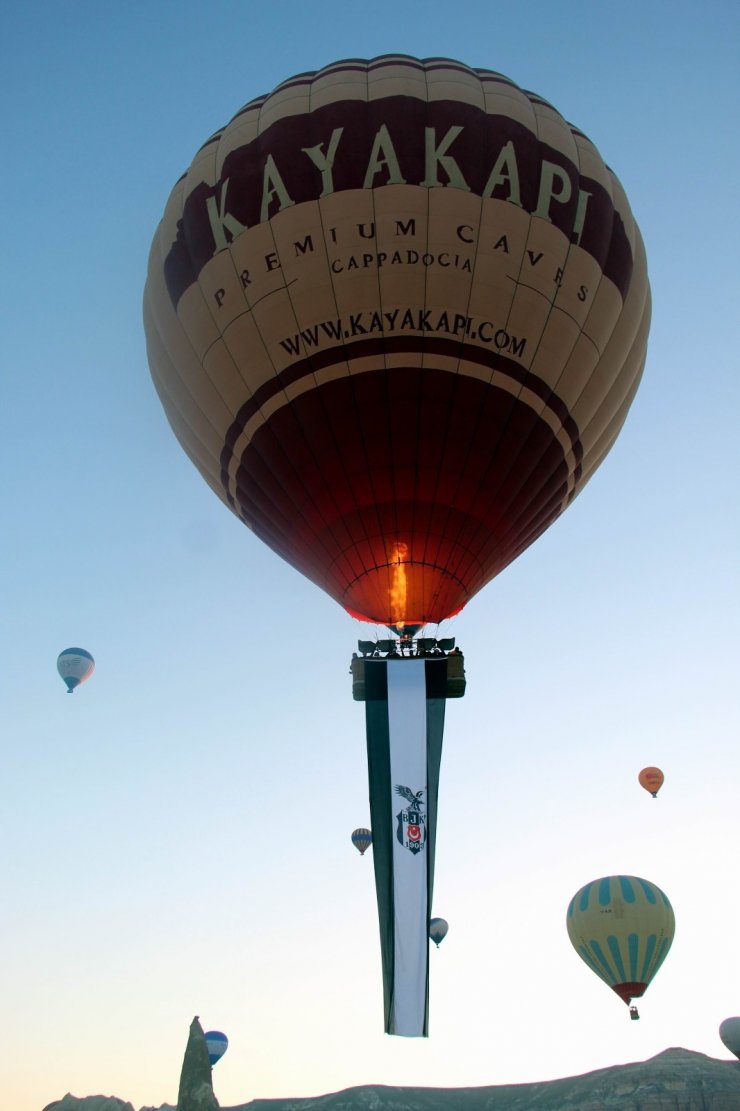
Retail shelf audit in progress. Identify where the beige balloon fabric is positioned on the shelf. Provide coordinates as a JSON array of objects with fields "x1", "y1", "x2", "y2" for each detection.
[{"x1": 144, "y1": 56, "x2": 650, "y2": 628}]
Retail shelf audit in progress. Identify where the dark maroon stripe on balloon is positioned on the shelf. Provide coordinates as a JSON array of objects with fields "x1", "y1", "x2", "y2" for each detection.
[
  {"x1": 219, "y1": 337, "x2": 582, "y2": 497},
  {"x1": 194, "y1": 131, "x2": 225, "y2": 154},
  {"x1": 250, "y1": 56, "x2": 517, "y2": 108},
  {"x1": 231, "y1": 96, "x2": 268, "y2": 122},
  {"x1": 164, "y1": 94, "x2": 631, "y2": 308},
  {"x1": 521, "y1": 91, "x2": 557, "y2": 110}
]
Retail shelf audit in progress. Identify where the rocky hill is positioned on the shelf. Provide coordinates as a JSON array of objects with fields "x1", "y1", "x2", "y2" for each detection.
[
  {"x1": 45, "y1": 1048, "x2": 740, "y2": 1111},
  {"x1": 235, "y1": 1049, "x2": 740, "y2": 1109}
]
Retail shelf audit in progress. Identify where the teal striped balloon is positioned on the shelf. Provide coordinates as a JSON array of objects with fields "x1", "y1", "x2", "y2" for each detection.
[
  {"x1": 57, "y1": 647, "x2": 95, "y2": 694},
  {"x1": 566, "y1": 875, "x2": 675, "y2": 1008}
]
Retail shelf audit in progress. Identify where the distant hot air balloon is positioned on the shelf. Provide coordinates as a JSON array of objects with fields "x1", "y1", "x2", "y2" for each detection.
[
  {"x1": 204, "y1": 1030, "x2": 228, "y2": 1067},
  {"x1": 429, "y1": 918, "x2": 449, "y2": 947},
  {"x1": 719, "y1": 1018, "x2": 740, "y2": 1060},
  {"x1": 57, "y1": 648, "x2": 95, "y2": 694},
  {"x1": 638, "y1": 767, "x2": 664, "y2": 798},
  {"x1": 566, "y1": 875, "x2": 675, "y2": 1019},
  {"x1": 351, "y1": 827, "x2": 372, "y2": 856}
]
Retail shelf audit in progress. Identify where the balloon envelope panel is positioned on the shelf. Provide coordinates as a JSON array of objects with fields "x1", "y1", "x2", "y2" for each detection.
[
  {"x1": 144, "y1": 56, "x2": 650, "y2": 627},
  {"x1": 566, "y1": 875, "x2": 674, "y2": 1004}
]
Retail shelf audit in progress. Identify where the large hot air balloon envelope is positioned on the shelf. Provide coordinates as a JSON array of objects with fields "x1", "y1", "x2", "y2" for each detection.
[
  {"x1": 144, "y1": 55, "x2": 650, "y2": 632},
  {"x1": 719, "y1": 1018, "x2": 740, "y2": 1060},
  {"x1": 566, "y1": 875, "x2": 674, "y2": 1014},
  {"x1": 204, "y1": 1030, "x2": 228, "y2": 1066},
  {"x1": 351, "y1": 827, "x2": 372, "y2": 855},
  {"x1": 638, "y1": 766, "x2": 664, "y2": 798},
  {"x1": 57, "y1": 648, "x2": 95, "y2": 694},
  {"x1": 429, "y1": 917, "x2": 449, "y2": 947}
]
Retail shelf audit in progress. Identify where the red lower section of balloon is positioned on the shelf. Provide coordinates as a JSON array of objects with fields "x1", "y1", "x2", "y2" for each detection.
[
  {"x1": 228, "y1": 363, "x2": 573, "y2": 625},
  {"x1": 344, "y1": 586, "x2": 462, "y2": 631},
  {"x1": 612, "y1": 982, "x2": 647, "y2": 1004}
]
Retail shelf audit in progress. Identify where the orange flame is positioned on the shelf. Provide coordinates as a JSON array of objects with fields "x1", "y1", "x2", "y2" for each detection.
[{"x1": 389, "y1": 542, "x2": 409, "y2": 629}]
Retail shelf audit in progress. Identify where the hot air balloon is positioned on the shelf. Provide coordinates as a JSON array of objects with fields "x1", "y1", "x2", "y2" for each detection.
[
  {"x1": 144, "y1": 55, "x2": 649, "y2": 636},
  {"x1": 638, "y1": 766, "x2": 664, "y2": 798},
  {"x1": 429, "y1": 917, "x2": 449, "y2": 947},
  {"x1": 204, "y1": 1030, "x2": 228, "y2": 1067},
  {"x1": 719, "y1": 1018, "x2": 740, "y2": 1060},
  {"x1": 567, "y1": 875, "x2": 675, "y2": 1019},
  {"x1": 351, "y1": 827, "x2": 373, "y2": 855},
  {"x1": 57, "y1": 648, "x2": 95, "y2": 694},
  {"x1": 144, "y1": 55, "x2": 650, "y2": 1038}
]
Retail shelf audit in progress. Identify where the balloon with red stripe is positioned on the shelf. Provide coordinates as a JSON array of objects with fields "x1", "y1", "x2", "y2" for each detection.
[{"x1": 567, "y1": 875, "x2": 675, "y2": 1016}]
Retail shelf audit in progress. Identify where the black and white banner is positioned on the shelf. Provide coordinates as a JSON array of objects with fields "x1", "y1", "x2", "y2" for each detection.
[{"x1": 364, "y1": 657, "x2": 448, "y2": 1036}]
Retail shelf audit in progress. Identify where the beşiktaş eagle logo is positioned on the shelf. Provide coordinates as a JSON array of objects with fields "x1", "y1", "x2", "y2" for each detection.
[{"x1": 395, "y1": 784, "x2": 427, "y2": 855}]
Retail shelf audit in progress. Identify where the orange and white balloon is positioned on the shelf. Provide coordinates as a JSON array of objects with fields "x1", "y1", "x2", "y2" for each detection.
[{"x1": 638, "y1": 767, "x2": 664, "y2": 798}]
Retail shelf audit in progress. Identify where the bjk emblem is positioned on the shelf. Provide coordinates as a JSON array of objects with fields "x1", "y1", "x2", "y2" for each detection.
[{"x1": 395, "y1": 784, "x2": 427, "y2": 855}]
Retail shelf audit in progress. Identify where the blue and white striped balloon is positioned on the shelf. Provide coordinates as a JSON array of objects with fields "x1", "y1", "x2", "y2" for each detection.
[{"x1": 204, "y1": 1030, "x2": 228, "y2": 1066}]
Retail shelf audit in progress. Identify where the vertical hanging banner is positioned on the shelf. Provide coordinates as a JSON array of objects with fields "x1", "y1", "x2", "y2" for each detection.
[{"x1": 362, "y1": 656, "x2": 450, "y2": 1036}]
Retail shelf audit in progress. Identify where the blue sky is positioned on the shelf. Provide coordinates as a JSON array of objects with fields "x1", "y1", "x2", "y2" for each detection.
[{"x1": 1, "y1": 3, "x2": 739, "y2": 1109}]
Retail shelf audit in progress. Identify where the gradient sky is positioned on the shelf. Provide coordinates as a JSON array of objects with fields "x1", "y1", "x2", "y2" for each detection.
[{"x1": 2, "y1": 3, "x2": 739, "y2": 1110}]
